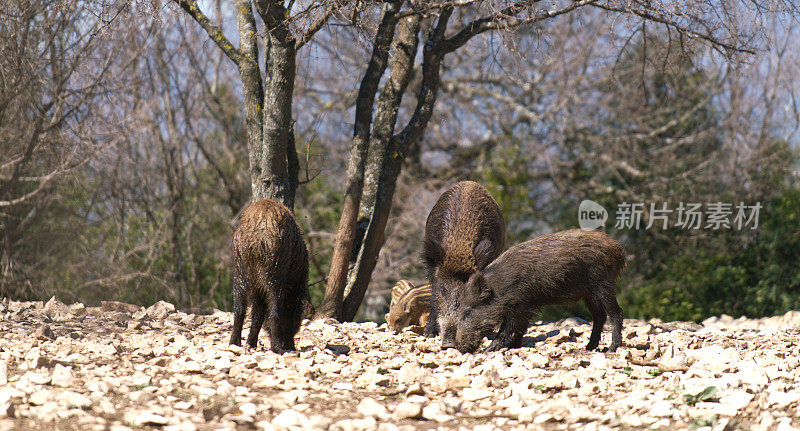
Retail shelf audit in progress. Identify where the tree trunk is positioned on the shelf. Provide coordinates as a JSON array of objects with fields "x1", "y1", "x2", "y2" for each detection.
[
  {"x1": 315, "y1": 1, "x2": 403, "y2": 320},
  {"x1": 257, "y1": 33, "x2": 297, "y2": 207},
  {"x1": 235, "y1": 0, "x2": 299, "y2": 209},
  {"x1": 342, "y1": 15, "x2": 421, "y2": 321},
  {"x1": 340, "y1": 10, "x2": 451, "y2": 320}
]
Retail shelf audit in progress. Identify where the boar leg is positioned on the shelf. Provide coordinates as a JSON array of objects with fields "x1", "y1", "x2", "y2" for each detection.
[
  {"x1": 585, "y1": 295, "x2": 606, "y2": 351},
  {"x1": 267, "y1": 292, "x2": 289, "y2": 354},
  {"x1": 487, "y1": 316, "x2": 514, "y2": 351},
  {"x1": 488, "y1": 308, "x2": 532, "y2": 351},
  {"x1": 278, "y1": 288, "x2": 304, "y2": 352},
  {"x1": 508, "y1": 308, "x2": 535, "y2": 349},
  {"x1": 423, "y1": 287, "x2": 440, "y2": 337},
  {"x1": 419, "y1": 312, "x2": 430, "y2": 328},
  {"x1": 600, "y1": 290, "x2": 624, "y2": 352},
  {"x1": 247, "y1": 295, "x2": 268, "y2": 349},
  {"x1": 230, "y1": 269, "x2": 247, "y2": 346},
  {"x1": 276, "y1": 304, "x2": 296, "y2": 353}
]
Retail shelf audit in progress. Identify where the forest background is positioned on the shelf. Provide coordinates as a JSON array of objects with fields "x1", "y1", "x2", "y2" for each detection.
[{"x1": 2, "y1": 0, "x2": 799, "y2": 323}]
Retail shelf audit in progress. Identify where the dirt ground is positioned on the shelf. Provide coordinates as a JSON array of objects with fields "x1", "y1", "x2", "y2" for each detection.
[{"x1": 1, "y1": 297, "x2": 799, "y2": 430}]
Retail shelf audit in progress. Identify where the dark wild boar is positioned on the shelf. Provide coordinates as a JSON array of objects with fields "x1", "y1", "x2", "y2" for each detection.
[
  {"x1": 385, "y1": 280, "x2": 432, "y2": 332},
  {"x1": 230, "y1": 199, "x2": 310, "y2": 353},
  {"x1": 423, "y1": 181, "x2": 505, "y2": 348},
  {"x1": 454, "y1": 229, "x2": 625, "y2": 353}
]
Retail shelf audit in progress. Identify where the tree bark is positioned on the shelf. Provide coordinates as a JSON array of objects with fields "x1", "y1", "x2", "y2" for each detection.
[
  {"x1": 251, "y1": 1, "x2": 299, "y2": 208},
  {"x1": 315, "y1": 1, "x2": 403, "y2": 320},
  {"x1": 342, "y1": 15, "x2": 421, "y2": 321},
  {"x1": 340, "y1": 10, "x2": 451, "y2": 321}
]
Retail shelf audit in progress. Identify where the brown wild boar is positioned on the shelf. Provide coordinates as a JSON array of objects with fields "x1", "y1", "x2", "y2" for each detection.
[
  {"x1": 385, "y1": 280, "x2": 432, "y2": 332},
  {"x1": 454, "y1": 229, "x2": 625, "y2": 353},
  {"x1": 423, "y1": 181, "x2": 505, "y2": 348},
  {"x1": 230, "y1": 199, "x2": 310, "y2": 353}
]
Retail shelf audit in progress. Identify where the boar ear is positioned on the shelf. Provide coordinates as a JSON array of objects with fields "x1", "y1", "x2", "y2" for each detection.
[
  {"x1": 422, "y1": 237, "x2": 445, "y2": 267},
  {"x1": 468, "y1": 272, "x2": 493, "y2": 302},
  {"x1": 479, "y1": 283, "x2": 494, "y2": 302},
  {"x1": 473, "y1": 239, "x2": 494, "y2": 270}
]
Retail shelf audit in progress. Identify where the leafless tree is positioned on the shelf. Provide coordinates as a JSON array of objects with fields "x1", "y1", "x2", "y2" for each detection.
[
  {"x1": 78, "y1": 11, "x2": 253, "y2": 308},
  {"x1": 0, "y1": 0, "x2": 141, "y2": 296}
]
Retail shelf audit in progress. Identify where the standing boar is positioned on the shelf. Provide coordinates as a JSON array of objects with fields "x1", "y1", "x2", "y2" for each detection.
[
  {"x1": 454, "y1": 229, "x2": 625, "y2": 353},
  {"x1": 385, "y1": 280, "x2": 432, "y2": 332},
  {"x1": 230, "y1": 199, "x2": 310, "y2": 353},
  {"x1": 423, "y1": 181, "x2": 505, "y2": 348}
]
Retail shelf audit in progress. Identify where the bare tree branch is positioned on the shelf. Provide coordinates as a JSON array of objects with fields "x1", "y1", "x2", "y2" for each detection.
[
  {"x1": 174, "y1": 0, "x2": 242, "y2": 66},
  {"x1": 591, "y1": 2, "x2": 756, "y2": 54},
  {"x1": 296, "y1": 1, "x2": 343, "y2": 49}
]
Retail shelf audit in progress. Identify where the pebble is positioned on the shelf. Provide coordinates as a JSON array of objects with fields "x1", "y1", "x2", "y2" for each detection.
[
  {"x1": 272, "y1": 409, "x2": 309, "y2": 429},
  {"x1": 1, "y1": 299, "x2": 798, "y2": 429},
  {"x1": 50, "y1": 364, "x2": 74, "y2": 387},
  {"x1": 393, "y1": 402, "x2": 422, "y2": 419},
  {"x1": 357, "y1": 398, "x2": 388, "y2": 419}
]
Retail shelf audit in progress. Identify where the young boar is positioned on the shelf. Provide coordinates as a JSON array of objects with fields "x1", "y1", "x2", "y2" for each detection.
[
  {"x1": 230, "y1": 199, "x2": 310, "y2": 353},
  {"x1": 454, "y1": 229, "x2": 625, "y2": 353},
  {"x1": 423, "y1": 181, "x2": 505, "y2": 348},
  {"x1": 385, "y1": 280, "x2": 432, "y2": 332}
]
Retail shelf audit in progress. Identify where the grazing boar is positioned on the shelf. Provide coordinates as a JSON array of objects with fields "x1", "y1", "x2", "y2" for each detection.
[
  {"x1": 385, "y1": 280, "x2": 432, "y2": 332},
  {"x1": 422, "y1": 181, "x2": 505, "y2": 348},
  {"x1": 230, "y1": 199, "x2": 310, "y2": 353},
  {"x1": 454, "y1": 229, "x2": 626, "y2": 353}
]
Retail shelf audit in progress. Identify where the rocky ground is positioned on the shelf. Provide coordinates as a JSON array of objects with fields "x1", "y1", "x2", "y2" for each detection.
[{"x1": 1, "y1": 298, "x2": 799, "y2": 431}]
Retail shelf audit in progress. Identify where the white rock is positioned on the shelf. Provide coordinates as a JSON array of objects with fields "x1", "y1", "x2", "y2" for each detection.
[
  {"x1": 96, "y1": 399, "x2": 117, "y2": 415},
  {"x1": 357, "y1": 398, "x2": 388, "y2": 419},
  {"x1": 658, "y1": 344, "x2": 691, "y2": 371},
  {"x1": 528, "y1": 353, "x2": 549, "y2": 368},
  {"x1": 214, "y1": 357, "x2": 232, "y2": 371},
  {"x1": 421, "y1": 402, "x2": 452, "y2": 423},
  {"x1": 516, "y1": 406, "x2": 539, "y2": 422},
  {"x1": 129, "y1": 411, "x2": 169, "y2": 426},
  {"x1": 775, "y1": 417, "x2": 799, "y2": 431},
  {"x1": 28, "y1": 390, "x2": 53, "y2": 405},
  {"x1": 0, "y1": 360, "x2": 7, "y2": 385},
  {"x1": 50, "y1": 364, "x2": 74, "y2": 387},
  {"x1": 44, "y1": 296, "x2": 72, "y2": 321},
  {"x1": 396, "y1": 363, "x2": 426, "y2": 385},
  {"x1": 462, "y1": 387, "x2": 493, "y2": 401},
  {"x1": 767, "y1": 390, "x2": 800, "y2": 407},
  {"x1": 737, "y1": 362, "x2": 769, "y2": 388},
  {"x1": 145, "y1": 301, "x2": 175, "y2": 320},
  {"x1": 239, "y1": 402, "x2": 258, "y2": 417},
  {"x1": 393, "y1": 402, "x2": 422, "y2": 419},
  {"x1": 56, "y1": 391, "x2": 92, "y2": 409},
  {"x1": 648, "y1": 400, "x2": 674, "y2": 418},
  {"x1": 272, "y1": 409, "x2": 309, "y2": 430},
  {"x1": 331, "y1": 382, "x2": 353, "y2": 391},
  {"x1": 719, "y1": 391, "x2": 754, "y2": 412},
  {"x1": 620, "y1": 414, "x2": 643, "y2": 427},
  {"x1": 588, "y1": 353, "x2": 610, "y2": 369}
]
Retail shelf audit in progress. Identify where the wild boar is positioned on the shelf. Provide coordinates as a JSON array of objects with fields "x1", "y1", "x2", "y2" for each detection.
[
  {"x1": 422, "y1": 181, "x2": 505, "y2": 348},
  {"x1": 385, "y1": 280, "x2": 432, "y2": 332},
  {"x1": 454, "y1": 229, "x2": 625, "y2": 353},
  {"x1": 230, "y1": 199, "x2": 310, "y2": 353}
]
